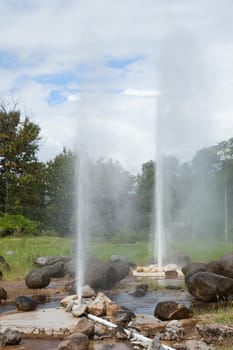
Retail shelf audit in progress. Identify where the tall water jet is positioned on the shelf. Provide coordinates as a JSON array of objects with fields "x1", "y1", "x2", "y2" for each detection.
[{"x1": 154, "y1": 96, "x2": 165, "y2": 268}]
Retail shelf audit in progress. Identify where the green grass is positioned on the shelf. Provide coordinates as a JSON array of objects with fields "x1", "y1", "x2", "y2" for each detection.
[
  {"x1": 0, "y1": 236, "x2": 72, "y2": 279},
  {"x1": 2, "y1": 235, "x2": 233, "y2": 280}
]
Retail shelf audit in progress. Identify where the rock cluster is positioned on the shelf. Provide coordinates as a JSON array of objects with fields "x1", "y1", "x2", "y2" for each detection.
[{"x1": 183, "y1": 253, "x2": 233, "y2": 302}]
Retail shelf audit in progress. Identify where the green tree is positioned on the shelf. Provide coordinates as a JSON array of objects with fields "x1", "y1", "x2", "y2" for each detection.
[
  {"x1": 0, "y1": 104, "x2": 41, "y2": 215},
  {"x1": 44, "y1": 148, "x2": 76, "y2": 236}
]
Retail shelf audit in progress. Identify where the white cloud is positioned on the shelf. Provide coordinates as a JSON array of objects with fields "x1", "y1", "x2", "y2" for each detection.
[{"x1": 1, "y1": 0, "x2": 233, "y2": 172}]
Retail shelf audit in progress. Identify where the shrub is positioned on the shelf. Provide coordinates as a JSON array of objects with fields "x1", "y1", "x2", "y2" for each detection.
[{"x1": 0, "y1": 213, "x2": 40, "y2": 237}]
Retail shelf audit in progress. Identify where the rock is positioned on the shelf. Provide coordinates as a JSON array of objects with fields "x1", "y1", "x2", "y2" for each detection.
[
  {"x1": 154, "y1": 301, "x2": 192, "y2": 321},
  {"x1": 0, "y1": 271, "x2": 2, "y2": 280},
  {"x1": 0, "y1": 326, "x2": 21, "y2": 346},
  {"x1": 87, "y1": 293, "x2": 107, "y2": 316},
  {"x1": 72, "y1": 304, "x2": 88, "y2": 317},
  {"x1": 165, "y1": 270, "x2": 178, "y2": 279},
  {"x1": 15, "y1": 295, "x2": 38, "y2": 311},
  {"x1": 73, "y1": 317, "x2": 95, "y2": 338},
  {"x1": 187, "y1": 271, "x2": 233, "y2": 302},
  {"x1": 148, "y1": 336, "x2": 164, "y2": 350},
  {"x1": 0, "y1": 287, "x2": 7, "y2": 301},
  {"x1": 60, "y1": 295, "x2": 78, "y2": 307},
  {"x1": 57, "y1": 332, "x2": 89, "y2": 350},
  {"x1": 94, "y1": 324, "x2": 114, "y2": 339},
  {"x1": 81, "y1": 285, "x2": 96, "y2": 298},
  {"x1": 0, "y1": 255, "x2": 10, "y2": 270},
  {"x1": 25, "y1": 269, "x2": 51, "y2": 289},
  {"x1": 35, "y1": 255, "x2": 71, "y2": 267},
  {"x1": 185, "y1": 339, "x2": 214, "y2": 350},
  {"x1": 63, "y1": 259, "x2": 76, "y2": 277},
  {"x1": 159, "y1": 320, "x2": 185, "y2": 341},
  {"x1": 42, "y1": 261, "x2": 66, "y2": 278},
  {"x1": 111, "y1": 306, "x2": 136, "y2": 326},
  {"x1": 197, "y1": 323, "x2": 233, "y2": 343},
  {"x1": 84, "y1": 256, "x2": 130, "y2": 290},
  {"x1": 110, "y1": 254, "x2": 135, "y2": 267},
  {"x1": 181, "y1": 263, "x2": 207, "y2": 285},
  {"x1": 130, "y1": 283, "x2": 148, "y2": 297},
  {"x1": 129, "y1": 314, "x2": 162, "y2": 337}
]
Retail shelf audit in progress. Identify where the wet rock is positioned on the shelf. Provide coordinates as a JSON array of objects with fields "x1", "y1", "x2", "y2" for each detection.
[
  {"x1": 0, "y1": 255, "x2": 10, "y2": 270},
  {"x1": 25, "y1": 269, "x2": 51, "y2": 289},
  {"x1": 185, "y1": 339, "x2": 214, "y2": 350},
  {"x1": 15, "y1": 295, "x2": 38, "y2": 311},
  {"x1": 154, "y1": 301, "x2": 192, "y2": 321},
  {"x1": 0, "y1": 326, "x2": 21, "y2": 346},
  {"x1": 197, "y1": 323, "x2": 233, "y2": 344},
  {"x1": 130, "y1": 283, "x2": 148, "y2": 297},
  {"x1": 73, "y1": 317, "x2": 95, "y2": 338},
  {"x1": 57, "y1": 332, "x2": 89, "y2": 350},
  {"x1": 187, "y1": 271, "x2": 233, "y2": 302},
  {"x1": 0, "y1": 287, "x2": 7, "y2": 301},
  {"x1": 159, "y1": 320, "x2": 185, "y2": 341},
  {"x1": 72, "y1": 304, "x2": 88, "y2": 317}
]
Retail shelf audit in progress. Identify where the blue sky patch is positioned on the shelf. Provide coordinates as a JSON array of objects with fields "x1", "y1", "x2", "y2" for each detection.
[
  {"x1": 34, "y1": 71, "x2": 77, "y2": 85},
  {"x1": 47, "y1": 90, "x2": 67, "y2": 105},
  {"x1": 0, "y1": 49, "x2": 21, "y2": 69},
  {"x1": 106, "y1": 55, "x2": 144, "y2": 69}
]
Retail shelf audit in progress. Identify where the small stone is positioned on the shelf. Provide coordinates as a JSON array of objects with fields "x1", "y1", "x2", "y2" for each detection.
[
  {"x1": 60, "y1": 294, "x2": 78, "y2": 307},
  {"x1": 87, "y1": 293, "x2": 108, "y2": 316},
  {"x1": 136, "y1": 266, "x2": 144, "y2": 272},
  {"x1": 72, "y1": 304, "x2": 88, "y2": 317}
]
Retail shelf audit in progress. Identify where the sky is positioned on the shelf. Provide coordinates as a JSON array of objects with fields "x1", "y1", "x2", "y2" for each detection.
[{"x1": 1, "y1": 0, "x2": 233, "y2": 173}]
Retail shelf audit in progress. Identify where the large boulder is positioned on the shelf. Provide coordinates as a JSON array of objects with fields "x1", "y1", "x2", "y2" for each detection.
[
  {"x1": 181, "y1": 262, "x2": 207, "y2": 285},
  {"x1": 0, "y1": 287, "x2": 7, "y2": 301},
  {"x1": 187, "y1": 271, "x2": 233, "y2": 302},
  {"x1": 15, "y1": 295, "x2": 38, "y2": 311},
  {"x1": 85, "y1": 257, "x2": 130, "y2": 289},
  {"x1": 154, "y1": 301, "x2": 192, "y2": 321},
  {"x1": 25, "y1": 269, "x2": 51, "y2": 289},
  {"x1": 42, "y1": 261, "x2": 66, "y2": 278}
]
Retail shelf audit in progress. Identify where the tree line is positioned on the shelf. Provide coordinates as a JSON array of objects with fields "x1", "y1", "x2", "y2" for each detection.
[{"x1": 1, "y1": 104, "x2": 233, "y2": 242}]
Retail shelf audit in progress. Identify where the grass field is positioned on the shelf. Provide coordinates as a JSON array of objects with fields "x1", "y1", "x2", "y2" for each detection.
[{"x1": 1, "y1": 236, "x2": 233, "y2": 280}]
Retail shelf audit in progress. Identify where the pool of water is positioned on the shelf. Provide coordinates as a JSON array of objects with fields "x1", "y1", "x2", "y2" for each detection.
[{"x1": 110, "y1": 289, "x2": 191, "y2": 315}]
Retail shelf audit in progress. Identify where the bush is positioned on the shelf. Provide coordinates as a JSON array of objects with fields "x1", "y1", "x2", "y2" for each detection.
[{"x1": 0, "y1": 213, "x2": 40, "y2": 237}]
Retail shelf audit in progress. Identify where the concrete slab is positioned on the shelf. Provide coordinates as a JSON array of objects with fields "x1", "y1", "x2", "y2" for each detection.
[{"x1": 0, "y1": 308, "x2": 78, "y2": 338}]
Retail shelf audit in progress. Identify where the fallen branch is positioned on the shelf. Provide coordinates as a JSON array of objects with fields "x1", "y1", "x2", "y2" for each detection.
[{"x1": 86, "y1": 313, "x2": 175, "y2": 350}]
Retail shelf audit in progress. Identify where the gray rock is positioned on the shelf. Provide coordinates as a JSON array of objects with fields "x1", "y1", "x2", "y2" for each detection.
[
  {"x1": 187, "y1": 271, "x2": 233, "y2": 302},
  {"x1": 25, "y1": 269, "x2": 50, "y2": 289},
  {"x1": 15, "y1": 295, "x2": 38, "y2": 311},
  {"x1": 72, "y1": 304, "x2": 88, "y2": 317},
  {"x1": 0, "y1": 326, "x2": 21, "y2": 345},
  {"x1": 42, "y1": 261, "x2": 66, "y2": 278}
]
